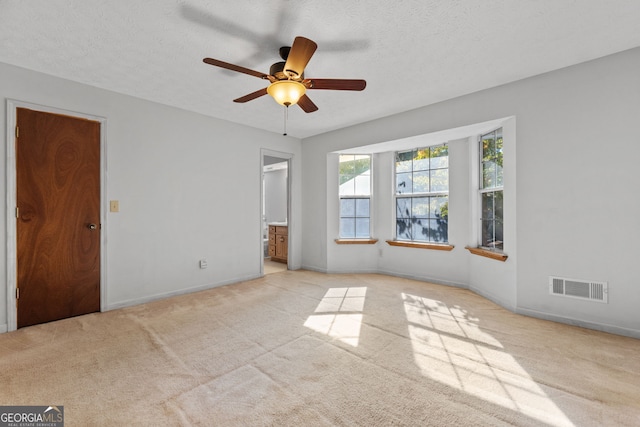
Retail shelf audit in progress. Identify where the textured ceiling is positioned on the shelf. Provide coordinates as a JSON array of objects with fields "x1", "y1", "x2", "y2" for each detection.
[{"x1": 2, "y1": 1, "x2": 640, "y2": 138}]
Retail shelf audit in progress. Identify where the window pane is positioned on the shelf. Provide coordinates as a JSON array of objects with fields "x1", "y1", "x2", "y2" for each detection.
[
  {"x1": 339, "y1": 155, "x2": 355, "y2": 174},
  {"x1": 481, "y1": 189, "x2": 503, "y2": 248},
  {"x1": 355, "y1": 199, "x2": 370, "y2": 217},
  {"x1": 494, "y1": 219, "x2": 504, "y2": 250},
  {"x1": 412, "y1": 197, "x2": 429, "y2": 219},
  {"x1": 355, "y1": 218, "x2": 370, "y2": 238},
  {"x1": 354, "y1": 156, "x2": 371, "y2": 177},
  {"x1": 412, "y1": 171, "x2": 429, "y2": 193},
  {"x1": 340, "y1": 198, "x2": 355, "y2": 217},
  {"x1": 482, "y1": 133, "x2": 496, "y2": 161},
  {"x1": 430, "y1": 168, "x2": 448, "y2": 192},
  {"x1": 354, "y1": 154, "x2": 371, "y2": 170},
  {"x1": 415, "y1": 219, "x2": 429, "y2": 242},
  {"x1": 339, "y1": 174, "x2": 352, "y2": 187},
  {"x1": 430, "y1": 146, "x2": 449, "y2": 169},
  {"x1": 396, "y1": 218, "x2": 412, "y2": 240},
  {"x1": 396, "y1": 172, "x2": 412, "y2": 194},
  {"x1": 430, "y1": 218, "x2": 448, "y2": 243},
  {"x1": 396, "y1": 198, "x2": 411, "y2": 219},
  {"x1": 339, "y1": 175, "x2": 355, "y2": 195},
  {"x1": 354, "y1": 175, "x2": 371, "y2": 195},
  {"x1": 430, "y1": 196, "x2": 448, "y2": 220},
  {"x1": 340, "y1": 218, "x2": 355, "y2": 238},
  {"x1": 339, "y1": 154, "x2": 371, "y2": 191},
  {"x1": 481, "y1": 130, "x2": 503, "y2": 187},
  {"x1": 483, "y1": 231, "x2": 503, "y2": 248},
  {"x1": 481, "y1": 219, "x2": 494, "y2": 247},
  {"x1": 482, "y1": 192, "x2": 494, "y2": 220},
  {"x1": 482, "y1": 162, "x2": 496, "y2": 188},
  {"x1": 494, "y1": 190, "x2": 504, "y2": 221},
  {"x1": 413, "y1": 149, "x2": 430, "y2": 171},
  {"x1": 396, "y1": 151, "x2": 413, "y2": 173}
]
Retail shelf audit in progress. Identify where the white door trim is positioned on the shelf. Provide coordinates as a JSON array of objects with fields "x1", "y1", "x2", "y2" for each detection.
[
  {"x1": 260, "y1": 149, "x2": 293, "y2": 276},
  {"x1": 5, "y1": 99, "x2": 108, "y2": 332}
]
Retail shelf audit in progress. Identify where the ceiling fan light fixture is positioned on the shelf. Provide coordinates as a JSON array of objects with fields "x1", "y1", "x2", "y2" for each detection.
[
  {"x1": 204, "y1": 36, "x2": 365, "y2": 114},
  {"x1": 267, "y1": 80, "x2": 306, "y2": 106}
]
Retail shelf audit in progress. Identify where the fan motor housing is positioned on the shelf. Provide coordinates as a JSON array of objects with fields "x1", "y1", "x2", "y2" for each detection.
[{"x1": 270, "y1": 61, "x2": 303, "y2": 81}]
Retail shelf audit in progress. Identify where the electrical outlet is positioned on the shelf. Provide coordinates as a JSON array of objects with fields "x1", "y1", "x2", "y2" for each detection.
[{"x1": 199, "y1": 259, "x2": 208, "y2": 269}]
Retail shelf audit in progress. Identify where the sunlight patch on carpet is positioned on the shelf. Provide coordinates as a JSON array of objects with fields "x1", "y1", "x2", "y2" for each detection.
[
  {"x1": 304, "y1": 287, "x2": 366, "y2": 347},
  {"x1": 402, "y1": 293, "x2": 575, "y2": 427}
]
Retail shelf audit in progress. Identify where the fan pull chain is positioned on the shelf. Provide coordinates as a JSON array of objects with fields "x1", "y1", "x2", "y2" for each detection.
[{"x1": 283, "y1": 106, "x2": 288, "y2": 136}]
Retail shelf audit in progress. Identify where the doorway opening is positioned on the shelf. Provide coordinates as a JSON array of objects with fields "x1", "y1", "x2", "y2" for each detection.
[{"x1": 261, "y1": 151, "x2": 291, "y2": 275}]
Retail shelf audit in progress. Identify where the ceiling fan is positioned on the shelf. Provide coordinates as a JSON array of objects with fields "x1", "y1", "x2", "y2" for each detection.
[{"x1": 203, "y1": 36, "x2": 366, "y2": 113}]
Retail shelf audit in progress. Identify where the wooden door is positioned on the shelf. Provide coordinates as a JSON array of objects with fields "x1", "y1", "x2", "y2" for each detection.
[{"x1": 16, "y1": 108, "x2": 101, "y2": 328}]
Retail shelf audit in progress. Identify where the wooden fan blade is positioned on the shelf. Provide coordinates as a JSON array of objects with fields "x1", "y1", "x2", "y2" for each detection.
[
  {"x1": 284, "y1": 36, "x2": 317, "y2": 78},
  {"x1": 304, "y1": 78, "x2": 366, "y2": 91},
  {"x1": 234, "y1": 88, "x2": 268, "y2": 103},
  {"x1": 203, "y1": 58, "x2": 268, "y2": 79},
  {"x1": 297, "y1": 94, "x2": 318, "y2": 113}
]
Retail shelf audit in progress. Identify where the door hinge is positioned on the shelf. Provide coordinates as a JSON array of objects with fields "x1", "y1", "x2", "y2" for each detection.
[
  {"x1": 15, "y1": 126, "x2": 19, "y2": 138},
  {"x1": 16, "y1": 207, "x2": 19, "y2": 218},
  {"x1": 16, "y1": 288, "x2": 19, "y2": 299}
]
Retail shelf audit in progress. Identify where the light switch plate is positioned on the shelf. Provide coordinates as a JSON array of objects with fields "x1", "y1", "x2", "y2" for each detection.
[{"x1": 110, "y1": 200, "x2": 119, "y2": 212}]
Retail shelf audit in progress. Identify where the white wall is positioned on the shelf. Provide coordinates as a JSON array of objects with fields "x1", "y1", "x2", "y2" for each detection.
[
  {"x1": 0, "y1": 62, "x2": 302, "y2": 331},
  {"x1": 302, "y1": 47, "x2": 640, "y2": 338},
  {"x1": 264, "y1": 167, "x2": 288, "y2": 225}
]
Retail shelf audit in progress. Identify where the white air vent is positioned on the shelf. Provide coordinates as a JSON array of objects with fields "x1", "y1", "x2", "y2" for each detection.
[{"x1": 549, "y1": 276, "x2": 608, "y2": 303}]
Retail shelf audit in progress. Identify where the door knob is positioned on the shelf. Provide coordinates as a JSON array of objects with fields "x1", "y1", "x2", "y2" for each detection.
[{"x1": 88, "y1": 223, "x2": 97, "y2": 230}]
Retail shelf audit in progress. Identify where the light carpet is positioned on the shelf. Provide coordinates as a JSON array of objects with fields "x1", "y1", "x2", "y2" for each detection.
[{"x1": 1, "y1": 270, "x2": 639, "y2": 426}]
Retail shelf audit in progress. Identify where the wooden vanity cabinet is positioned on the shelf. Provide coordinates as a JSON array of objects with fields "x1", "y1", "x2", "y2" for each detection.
[{"x1": 268, "y1": 225, "x2": 288, "y2": 263}]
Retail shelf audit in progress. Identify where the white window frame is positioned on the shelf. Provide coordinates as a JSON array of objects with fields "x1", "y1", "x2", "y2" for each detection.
[
  {"x1": 338, "y1": 154, "x2": 372, "y2": 239},
  {"x1": 394, "y1": 144, "x2": 449, "y2": 243},
  {"x1": 478, "y1": 128, "x2": 504, "y2": 251}
]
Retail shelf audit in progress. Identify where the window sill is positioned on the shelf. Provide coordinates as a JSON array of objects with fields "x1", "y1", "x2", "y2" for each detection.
[
  {"x1": 335, "y1": 238, "x2": 379, "y2": 245},
  {"x1": 385, "y1": 240, "x2": 454, "y2": 251},
  {"x1": 465, "y1": 246, "x2": 508, "y2": 262}
]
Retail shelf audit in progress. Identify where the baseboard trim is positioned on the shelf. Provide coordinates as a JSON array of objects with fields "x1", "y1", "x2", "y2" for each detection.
[
  {"x1": 326, "y1": 268, "x2": 380, "y2": 275},
  {"x1": 105, "y1": 273, "x2": 262, "y2": 311},
  {"x1": 468, "y1": 285, "x2": 516, "y2": 312},
  {"x1": 300, "y1": 264, "x2": 328, "y2": 274},
  {"x1": 516, "y1": 307, "x2": 640, "y2": 340},
  {"x1": 0, "y1": 324, "x2": 7, "y2": 334},
  {"x1": 376, "y1": 269, "x2": 468, "y2": 290}
]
